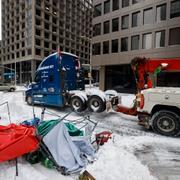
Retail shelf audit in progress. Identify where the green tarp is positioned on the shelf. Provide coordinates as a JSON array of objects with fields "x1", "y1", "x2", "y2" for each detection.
[{"x1": 37, "y1": 120, "x2": 84, "y2": 137}]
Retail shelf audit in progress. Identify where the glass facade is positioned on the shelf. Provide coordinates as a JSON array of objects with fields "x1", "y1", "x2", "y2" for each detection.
[
  {"x1": 143, "y1": 8, "x2": 153, "y2": 25},
  {"x1": 104, "y1": 0, "x2": 110, "y2": 14},
  {"x1": 121, "y1": 15, "x2": 129, "y2": 29},
  {"x1": 103, "y1": 21, "x2": 110, "y2": 34},
  {"x1": 105, "y1": 65, "x2": 136, "y2": 93},
  {"x1": 131, "y1": 35, "x2": 139, "y2": 50},
  {"x1": 157, "y1": 72, "x2": 180, "y2": 87},
  {"x1": 111, "y1": 39, "x2": 119, "y2": 53},
  {"x1": 103, "y1": 41, "x2": 109, "y2": 54},
  {"x1": 121, "y1": 37, "x2": 128, "y2": 52},
  {"x1": 93, "y1": 43, "x2": 101, "y2": 55},
  {"x1": 132, "y1": 11, "x2": 140, "y2": 27},
  {"x1": 122, "y1": 0, "x2": 129, "y2": 8},
  {"x1": 112, "y1": 18, "x2": 119, "y2": 32},
  {"x1": 94, "y1": 4, "x2": 102, "y2": 17},
  {"x1": 112, "y1": 0, "x2": 119, "y2": 11},
  {"x1": 132, "y1": 0, "x2": 144, "y2": 4},
  {"x1": 169, "y1": 27, "x2": 180, "y2": 45},
  {"x1": 156, "y1": 4, "x2": 166, "y2": 22},
  {"x1": 94, "y1": 23, "x2": 101, "y2": 36},
  {"x1": 142, "y1": 33, "x2": 152, "y2": 49},
  {"x1": 170, "y1": 0, "x2": 180, "y2": 19},
  {"x1": 155, "y1": 30, "x2": 165, "y2": 48}
]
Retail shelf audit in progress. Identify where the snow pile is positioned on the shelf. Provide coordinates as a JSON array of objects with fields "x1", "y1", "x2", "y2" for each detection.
[
  {"x1": 0, "y1": 162, "x2": 48, "y2": 180},
  {"x1": 87, "y1": 139, "x2": 157, "y2": 180}
]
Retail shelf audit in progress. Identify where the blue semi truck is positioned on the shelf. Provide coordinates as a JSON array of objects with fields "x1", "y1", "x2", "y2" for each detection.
[{"x1": 25, "y1": 52, "x2": 118, "y2": 112}]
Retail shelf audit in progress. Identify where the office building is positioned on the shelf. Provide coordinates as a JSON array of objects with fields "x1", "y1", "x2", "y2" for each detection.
[
  {"x1": 0, "y1": 0, "x2": 93, "y2": 83},
  {"x1": 92, "y1": 0, "x2": 180, "y2": 92}
]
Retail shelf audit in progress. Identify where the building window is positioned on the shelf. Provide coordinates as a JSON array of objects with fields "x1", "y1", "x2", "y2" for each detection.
[
  {"x1": 132, "y1": 11, "x2": 140, "y2": 27},
  {"x1": 52, "y1": 44, "x2": 56, "y2": 50},
  {"x1": 131, "y1": 35, "x2": 139, "y2": 50},
  {"x1": 27, "y1": 49, "x2": 32, "y2": 55},
  {"x1": 142, "y1": 33, "x2": 152, "y2": 49},
  {"x1": 112, "y1": 18, "x2": 119, "y2": 32},
  {"x1": 36, "y1": 19, "x2": 41, "y2": 26},
  {"x1": 169, "y1": 27, "x2": 180, "y2": 45},
  {"x1": 105, "y1": 65, "x2": 136, "y2": 93},
  {"x1": 44, "y1": 50, "x2": 49, "y2": 57},
  {"x1": 94, "y1": 4, "x2": 102, "y2": 17},
  {"x1": 44, "y1": 41, "x2": 49, "y2": 48},
  {"x1": 103, "y1": 21, "x2": 110, "y2": 34},
  {"x1": 93, "y1": 43, "x2": 101, "y2": 55},
  {"x1": 112, "y1": 0, "x2": 119, "y2": 11},
  {"x1": 36, "y1": 39, "x2": 41, "y2": 46},
  {"x1": 103, "y1": 41, "x2": 109, "y2": 54},
  {"x1": 36, "y1": 0, "x2": 41, "y2": 6},
  {"x1": 22, "y1": 51, "x2": 25, "y2": 57},
  {"x1": 121, "y1": 37, "x2": 128, "y2": 52},
  {"x1": 111, "y1": 39, "x2": 119, "y2": 53},
  {"x1": 132, "y1": 0, "x2": 144, "y2": 4},
  {"x1": 52, "y1": 35, "x2": 56, "y2": 42},
  {"x1": 36, "y1": 29, "x2": 41, "y2": 36},
  {"x1": 122, "y1": 0, "x2": 129, "y2": 8},
  {"x1": 93, "y1": 23, "x2": 101, "y2": 36},
  {"x1": 104, "y1": 0, "x2": 110, "y2": 14},
  {"x1": 143, "y1": 8, "x2": 153, "y2": 25},
  {"x1": 36, "y1": 8, "x2": 41, "y2": 16},
  {"x1": 121, "y1": 15, "x2": 129, "y2": 29},
  {"x1": 156, "y1": 4, "x2": 166, "y2": 22},
  {"x1": 170, "y1": 0, "x2": 180, "y2": 19},
  {"x1": 45, "y1": 32, "x2": 49, "y2": 39},
  {"x1": 16, "y1": 52, "x2": 19, "y2": 58},
  {"x1": 157, "y1": 72, "x2": 180, "y2": 87},
  {"x1": 155, "y1": 30, "x2": 165, "y2": 48}
]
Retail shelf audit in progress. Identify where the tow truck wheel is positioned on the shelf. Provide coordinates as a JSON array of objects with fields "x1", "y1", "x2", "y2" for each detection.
[
  {"x1": 151, "y1": 110, "x2": 180, "y2": 136},
  {"x1": 26, "y1": 96, "x2": 33, "y2": 106},
  {"x1": 70, "y1": 95, "x2": 87, "y2": 112},
  {"x1": 87, "y1": 95, "x2": 106, "y2": 113}
]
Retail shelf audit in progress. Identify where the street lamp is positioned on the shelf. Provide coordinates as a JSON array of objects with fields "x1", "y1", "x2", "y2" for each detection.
[{"x1": 80, "y1": 36, "x2": 92, "y2": 88}]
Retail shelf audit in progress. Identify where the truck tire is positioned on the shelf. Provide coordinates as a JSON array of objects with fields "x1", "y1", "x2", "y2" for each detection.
[
  {"x1": 9, "y1": 88, "x2": 15, "y2": 92},
  {"x1": 26, "y1": 95, "x2": 33, "y2": 106},
  {"x1": 87, "y1": 95, "x2": 106, "y2": 113},
  {"x1": 151, "y1": 110, "x2": 180, "y2": 136},
  {"x1": 70, "y1": 95, "x2": 87, "y2": 112}
]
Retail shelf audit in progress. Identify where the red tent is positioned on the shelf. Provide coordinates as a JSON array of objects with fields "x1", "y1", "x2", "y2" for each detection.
[{"x1": 0, "y1": 124, "x2": 39, "y2": 162}]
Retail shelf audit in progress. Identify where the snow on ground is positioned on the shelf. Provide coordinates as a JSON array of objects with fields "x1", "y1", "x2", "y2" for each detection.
[
  {"x1": 0, "y1": 87, "x2": 180, "y2": 180},
  {"x1": 87, "y1": 138, "x2": 157, "y2": 180}
]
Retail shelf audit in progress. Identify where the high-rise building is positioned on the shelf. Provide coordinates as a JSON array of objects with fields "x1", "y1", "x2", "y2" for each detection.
[
  {"x1": 92, "y1": 0, "x2": 180, "y2": 92},
  {"x1": 0, "y1": 0, "x2": 93, "y2": 84}
]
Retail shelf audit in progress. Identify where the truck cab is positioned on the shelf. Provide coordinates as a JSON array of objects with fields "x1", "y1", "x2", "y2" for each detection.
[{"x1": 25, "y1": 52, "x2": 84, "y2": 107}]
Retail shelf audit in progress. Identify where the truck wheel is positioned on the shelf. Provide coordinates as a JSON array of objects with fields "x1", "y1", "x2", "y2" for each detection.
[
  {"x1": 26, "y1": 96, "x2": 33, "y2": 106},
  {"x1": 70, "y1": 95, "x2": 87, "y2": 112},
  {"x1": 151, "y1": 110, "x2": 180, "y2": 136},
  {"x1": 9, "y1": 88, "x2": 15, "y2": 92},
  {"x1": 87, "y1": 95, "x2": 106, "y2": 113}
]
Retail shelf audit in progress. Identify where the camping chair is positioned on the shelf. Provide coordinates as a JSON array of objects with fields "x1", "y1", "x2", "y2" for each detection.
[{"x1": 34, "y1": 108, "x2": 98, "y2": 175}]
